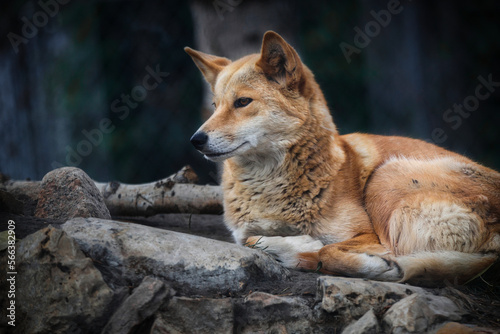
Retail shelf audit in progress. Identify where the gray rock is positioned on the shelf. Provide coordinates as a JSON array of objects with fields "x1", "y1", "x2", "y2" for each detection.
[
  {"x1": 0, "y1": 226, "x2": 114, "y2": 334},
  {"x1": 317, "y1": 276, "x2": 426, "y2": 322},
  {"x1": 382, "y1": 293, "x2": 463, "y2": 334},
  {"x1": 151, "y1": 297, "x2": 234, "y2": 334},
  {"x1": 61, "y1": 217, "x2": 289, "y2": 295},
  {"x1": 342, "y1": 309, "x2": 381, "y2": 334},
  {"x1": 1, "y1": 215, "x2": 477, "y2": 334},
  {"x1": 35, "y1": 167, "x2": 111, "y2": 220},
  {"x1": 234, "y1": 292, "x2": 315, "y2": 334},
  {"x1": 102, "y1": 276, "x2": 173, "y2": 334}
]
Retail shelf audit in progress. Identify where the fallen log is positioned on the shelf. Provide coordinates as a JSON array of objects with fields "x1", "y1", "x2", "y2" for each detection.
[
  {"x1": 0, "y1": 166, "x2": 223, "y2": 216},
  {"x1": 95, "y1": 180, "x2": 223, "y2": 216}
]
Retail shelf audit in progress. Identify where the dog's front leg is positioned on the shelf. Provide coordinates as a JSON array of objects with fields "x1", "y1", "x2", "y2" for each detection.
[{"x1": 245, "y1": 235, "x2": 324, "y2": 269}]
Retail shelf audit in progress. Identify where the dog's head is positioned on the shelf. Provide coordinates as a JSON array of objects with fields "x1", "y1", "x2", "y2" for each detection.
[{"x1": 185, "y1": 31, "x2": 322, "y2": 162}]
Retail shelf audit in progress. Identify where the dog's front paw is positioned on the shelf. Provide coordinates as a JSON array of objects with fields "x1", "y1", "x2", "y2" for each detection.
[{"x1": 245, "y1": 235, "x2": 324, "y2": 268}]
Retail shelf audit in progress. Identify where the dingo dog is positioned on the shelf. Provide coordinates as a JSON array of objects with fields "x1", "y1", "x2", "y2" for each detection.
[{"x1": 186, "y1": 31, "x2": 500, "y2": 286}]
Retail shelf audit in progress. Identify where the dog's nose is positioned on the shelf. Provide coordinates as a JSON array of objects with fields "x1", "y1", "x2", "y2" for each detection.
[{"x1": 190, "y1": 131, "x2": 208, "y2": 150}]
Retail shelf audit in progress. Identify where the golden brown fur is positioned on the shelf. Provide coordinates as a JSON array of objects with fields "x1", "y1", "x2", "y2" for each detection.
[{"x1": 186, "y1": 31, "x2": 500, "y2": 286}]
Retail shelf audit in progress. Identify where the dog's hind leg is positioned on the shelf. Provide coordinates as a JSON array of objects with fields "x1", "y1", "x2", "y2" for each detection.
[
  {"x1": 296, "y1": 233, "x2": 403, "y2": 281},
  {"x1": 248, "y1": 233, "x2": 403, "y2": 281}
]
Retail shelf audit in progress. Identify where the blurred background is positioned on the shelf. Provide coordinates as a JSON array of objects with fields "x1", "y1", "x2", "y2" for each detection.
[{"x1": 1, "y1": 0, "x2": 499, "y2": 184}]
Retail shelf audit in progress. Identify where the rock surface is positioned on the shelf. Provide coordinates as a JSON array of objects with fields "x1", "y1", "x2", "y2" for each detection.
[
  {"x1": 61, "y1": 217, "x2": 289, "y2": 295},
  {"x1": 35, "y1": 167, "x2": 111, "y2": 220},
  {"x1": 235, "y1": 292, "x2": 317, "y2": 333},
  {"x1": 0, "y1": 226, "x2": 114, "y2": 334},
  {"x1": 1, "y1": 217, "x2": 497, "y2": 334},
  {"x1": 102, "y1": 276, "x2": 173, "y2": 334},
  {"x1": 382, "y1": 293, "x2": 463, "y2": 334},
  {"x1": 342, "y1": 309, "x2": 381, "y2": 334},
  {"x1": 317, "y1": 276, "x2": 426, "y2": 321},
  {"x1": 152, "y1": 296, "x2": 234, "y2": 334}
]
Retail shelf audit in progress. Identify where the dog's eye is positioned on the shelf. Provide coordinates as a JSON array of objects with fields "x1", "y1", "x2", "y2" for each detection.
[
  {"x1": 234, "y1": 97, "x2": 253, "y2": 108},
  {"x1": 212, "y1": 102, "x2": 216, "y2": 108}
]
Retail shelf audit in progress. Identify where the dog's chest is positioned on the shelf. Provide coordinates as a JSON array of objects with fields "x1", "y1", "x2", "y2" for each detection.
[{"x1": 222, "y1": 172, "x2": 321, "y2": 238}]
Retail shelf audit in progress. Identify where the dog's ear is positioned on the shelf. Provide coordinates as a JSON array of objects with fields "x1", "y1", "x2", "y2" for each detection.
[
  {"x1": 256, "y1": 31, "x2": 304, "y2": 90},
  {"x1": 184, "y1": 47, "x2": 231, "y2": 90}
]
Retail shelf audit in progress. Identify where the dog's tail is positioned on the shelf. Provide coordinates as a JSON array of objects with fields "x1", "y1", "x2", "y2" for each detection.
[{"x1": 396, "y1": 251, "x2": 498, "y2": 287}]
